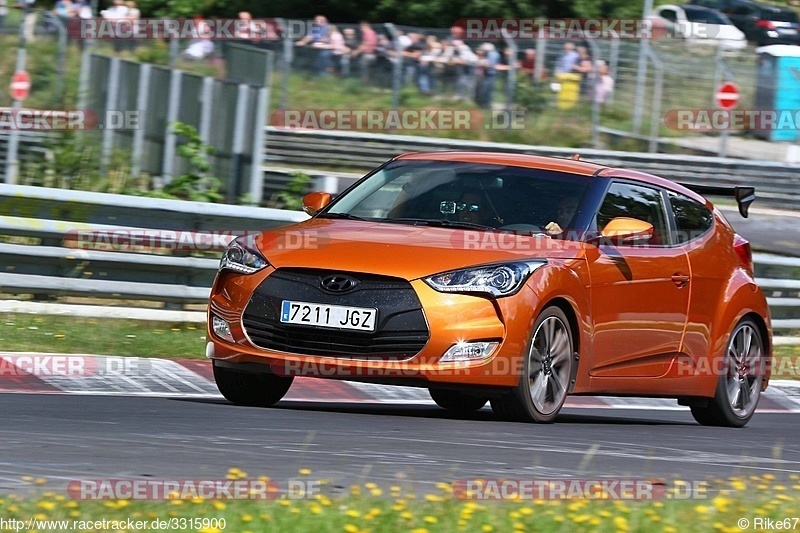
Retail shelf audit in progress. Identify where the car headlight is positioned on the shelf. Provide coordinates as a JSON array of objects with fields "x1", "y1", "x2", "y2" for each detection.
[
  {"x1": 424, "y1": 261, "x2": 546, "y2": 297},
  {"x1": 219, "y1": 239, "x2": 268, "y2": 274}
]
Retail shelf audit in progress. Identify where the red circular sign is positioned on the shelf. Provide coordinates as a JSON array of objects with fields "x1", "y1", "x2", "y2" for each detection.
[
  {"x1": 10, "y1": 71, "x2": 31, "y2": 101},
  {"x1": 715, "y1": 82, "x2": 740, "y2": 110}
]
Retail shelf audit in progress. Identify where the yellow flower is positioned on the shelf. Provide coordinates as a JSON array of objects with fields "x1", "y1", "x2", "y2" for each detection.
[
  {"x1": 343, "y1": 525, "x2": 358, "y2": 533},
  {"x1": 370, "y1": 488, "x2": 383, "y2": 496},
  {"x1": 482, "y1": 526, "x2": 494, "y2": 532},
  {"x1": 345, "y1": 509, "x2": 361, "y2": 518},
  {"x1": 695, "y1": 505, "x2": 709, "y2": 514},
  {"x1": 36, "y1": 501, "x2": 55, "y2": 511},
  {"x1": 424, "y1": 516, "x2": 438, "y2": 524},
  {"x1": 241, "y1": 514, "x2": 253, "y2": 522},
  {"x1": 278, "y1": 499, "x2": 291, "y2": 506},
  {"x1": 212, "y1": 501, "x2": 226, "y2": 511},
  {"x1": 410, "y1": 529, "x2": 429, "y2": 533},
  {"x1": 400, "y1": 511, "x2": 413, "y2": 519},
  {"x1": 713, "y1": 496, "x2": 732, "y2": 511},
  {"x1": 310, "y1": 504, "x2": 322, "y2": 515},
  {"x1": 425, "y1": 494, "x2": 444, "y2": 502},
  {"x1": 520, "y1": 507, "x2": 533, "y2": 515}
]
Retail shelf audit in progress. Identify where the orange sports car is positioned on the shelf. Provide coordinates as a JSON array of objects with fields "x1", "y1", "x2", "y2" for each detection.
[{"x1": 207, "y1": 152, "x2": 771, "y2": 426}]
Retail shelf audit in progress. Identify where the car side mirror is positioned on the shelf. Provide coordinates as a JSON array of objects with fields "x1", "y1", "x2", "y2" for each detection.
[
  {"x1": 301, "y1": 192, "x2": 332, "y2": 216},
  {"x1": 599, "y1": 217, "x2": 654, "y2": 244}
]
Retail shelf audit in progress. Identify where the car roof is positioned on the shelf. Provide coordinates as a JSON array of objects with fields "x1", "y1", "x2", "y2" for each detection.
[{"x1": 392, "y1": 151, "x2": 709, "y2": 204}]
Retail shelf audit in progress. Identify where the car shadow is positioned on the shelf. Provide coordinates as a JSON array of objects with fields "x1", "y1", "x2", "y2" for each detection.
[{"x1": 175, "y1": 397, "x2": 697, "y2": 426}]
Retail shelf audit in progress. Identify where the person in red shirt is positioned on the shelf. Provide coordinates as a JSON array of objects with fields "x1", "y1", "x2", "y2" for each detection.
[{"x1": 351, "y1": 21, "x2": 378, "y2": 83}]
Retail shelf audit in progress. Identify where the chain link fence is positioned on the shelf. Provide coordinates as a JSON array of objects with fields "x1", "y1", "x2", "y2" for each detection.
[{"x1": 0, "y1": 12, "x2": 777, "y2": 155}]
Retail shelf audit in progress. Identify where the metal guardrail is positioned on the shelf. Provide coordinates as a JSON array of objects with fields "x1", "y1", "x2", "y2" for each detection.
[
  {"x1": 5, "y1": 129, "x2": 800, "y2": 210},
  {"x1": 0, "y1": 184, "x2": 307, "y2": 304},
  {"x1": 262, "y1": 128, "x2": 800, "y2": 210}
]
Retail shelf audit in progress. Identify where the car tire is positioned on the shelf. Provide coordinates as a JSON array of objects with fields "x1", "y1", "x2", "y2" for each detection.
[
  {"x1": 428, "y1": 388, "x2": 487, "y2": 413},
  {"x1": 690, "y1": 318, "x2": 764, "y2": 428},
  {"x1": 213, "y1": 361, "x2": 294, "y2": 407},
  {"x1": 491, "y1": 306, "x2": 575, "y2": 423}
]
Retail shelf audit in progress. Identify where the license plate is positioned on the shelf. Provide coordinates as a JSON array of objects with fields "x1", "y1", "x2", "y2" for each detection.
[{"x1": 280, "y1": 301, "x2": 377, "y2": 332}]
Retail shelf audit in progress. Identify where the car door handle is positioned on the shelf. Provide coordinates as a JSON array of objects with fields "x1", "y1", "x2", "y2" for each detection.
[{"x1": 671, "y1": 274, "x2": 690, "y2": 287}]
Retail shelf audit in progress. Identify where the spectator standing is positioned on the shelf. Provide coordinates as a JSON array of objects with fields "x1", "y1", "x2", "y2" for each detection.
[
  {"x1": 342, "y1": 27, "x2": 358, "y2": 76},
  {"x1": 474, "y1": 42, "x2": 500, "y2": 108},
  {"x1": 329, "y1": 25, "x2": 348, "y2": 75},
  {"x1": 23, "y1": 0, "x2": 37, "y2": 42},
  {"x1": 296, "y1": 15, "x2": 331, "y2": 77},
  {"x1": 402, "y1": 33, "x2": 424, "y2": 87},
  {"x1": 521, "y1": 49, "x2": 536, "y2": 78},
  {"x1": 555, "y1": 42, "x2": 579, "y2": 74},
  {"x1": 443, "y1": 40, "x2": 477, "y2": 101},
  {"x1": 352, "y1": 21, "x2": 378, "y2": 83},
  {"x1": 101, "y1": 0, "x2": 129, "y2": 51},
  {"x1": 594, "y1": 60, "x2": 614, "y2": 104},
  {"x1": 572, "y1": 45, "x2": 593, "y2": 96},
  {"x1": 184, "y1": 18, "x2": 214, "y2": 60},
  {"x1": 417, "y1": 38, "x2": 442, "y2": 95}
]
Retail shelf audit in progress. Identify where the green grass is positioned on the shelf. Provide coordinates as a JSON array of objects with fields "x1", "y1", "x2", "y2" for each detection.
[
  {"x1": 2, "y1": 472, "x2": 800, "y2": 532},
  {"x1": 0, "y1": 314, "x2": 206, "y2": 359}
]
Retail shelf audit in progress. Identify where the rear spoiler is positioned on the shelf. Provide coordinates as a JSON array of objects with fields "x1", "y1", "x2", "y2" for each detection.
[{"x1": 677, "y1": 184, "x2": 755, "y2": 218}]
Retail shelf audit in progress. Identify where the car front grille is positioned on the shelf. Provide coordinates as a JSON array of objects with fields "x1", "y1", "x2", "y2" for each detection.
[{"x1": 242, "y1": 269, "x2": 429, "y2": 359}]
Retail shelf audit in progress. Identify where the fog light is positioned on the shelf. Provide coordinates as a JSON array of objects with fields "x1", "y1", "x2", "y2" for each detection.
[
  {"x1": 439, "y1": 341, "x2": 499, "y2": 363},
  {"x1": 212, "y1": 315, "x2": 234, "y2": 343}
]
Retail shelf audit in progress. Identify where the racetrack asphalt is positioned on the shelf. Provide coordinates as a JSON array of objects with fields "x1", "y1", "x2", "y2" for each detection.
[{"x1": 2, "y1": 392, "x2": 799, "y2": 496}]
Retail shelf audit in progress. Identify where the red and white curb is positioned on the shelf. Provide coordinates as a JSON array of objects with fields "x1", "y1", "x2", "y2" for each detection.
[{"x1": 1, "y1": 353, "x2": 799, "y2": 413}]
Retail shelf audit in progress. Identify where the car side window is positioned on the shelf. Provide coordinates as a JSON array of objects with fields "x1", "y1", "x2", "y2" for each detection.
[
  {"x1": 597, "y1": 182, "x2": 669, "y2": 246},
  {"x1": 661, "y1": 8, "x2": 678, "y2": 23},
  {"x1": 669, "y1": 192, "x2": 714, "y2": 244}
]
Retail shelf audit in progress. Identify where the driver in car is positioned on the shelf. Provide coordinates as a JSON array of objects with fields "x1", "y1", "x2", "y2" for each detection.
[{"x1": 545, "y1": 196, "x2": 580, "y2": 237}]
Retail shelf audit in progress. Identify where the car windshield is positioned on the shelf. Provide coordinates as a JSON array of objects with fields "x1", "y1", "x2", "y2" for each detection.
[
  {"x1": 684, "y1": 7, "x2": 730, "y2": 24},
  {"x1": 322, "y1": 160, "x2": 591, "y2": 237}
]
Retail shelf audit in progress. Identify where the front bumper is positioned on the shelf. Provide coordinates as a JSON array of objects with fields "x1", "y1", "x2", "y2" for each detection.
[{"x1": 206, "y1": 266, "x2": 539, "y2": 388}]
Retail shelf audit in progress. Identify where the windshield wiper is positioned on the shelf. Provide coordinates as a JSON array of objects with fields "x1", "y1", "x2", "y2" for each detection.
[
  {"x1": 385, "y1": 218, "x2": 497, "y2": 231},
  {"x1": 317, "y1": 212, "x2": 369, "y2": 221}
]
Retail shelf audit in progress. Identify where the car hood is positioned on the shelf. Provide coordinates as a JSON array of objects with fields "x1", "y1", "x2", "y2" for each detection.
[{"x1": 255, "y1": 218, "x2": 585, "y2": 280}]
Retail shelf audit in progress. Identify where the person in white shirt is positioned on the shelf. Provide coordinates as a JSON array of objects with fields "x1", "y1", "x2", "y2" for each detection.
[{"x1": 594, "y1": 60, "x2": 615, "y2": 104}]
